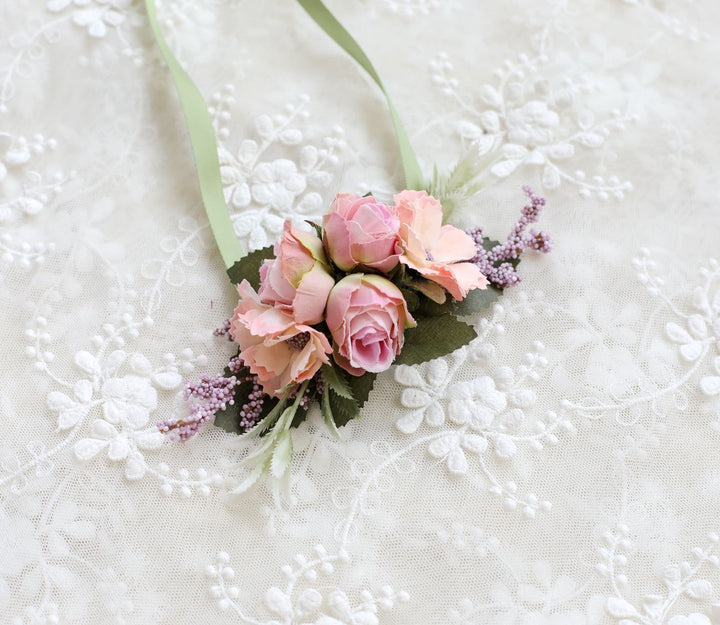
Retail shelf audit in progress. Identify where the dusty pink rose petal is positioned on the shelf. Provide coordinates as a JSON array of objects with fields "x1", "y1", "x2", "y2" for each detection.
[
  {"x1": 323, "y1": 193, "x2": 401, "y2": 273},
  {"x1": 230, "y1": 280, "x2": 331, "y2": 396},
  {"x1": 258, "y1": 221, "x2": 335, "y2": 325},
  {"x1": 326, "y1": 274, "x2": 415, "y2": 376},
  {"x1": 394, "y1": 190, "x2": 487, "y2": 300}
]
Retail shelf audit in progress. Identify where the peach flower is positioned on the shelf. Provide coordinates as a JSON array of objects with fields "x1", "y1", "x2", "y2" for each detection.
[
  {"x1": 230, "y1": 280, "x2": 331, "y2": 396},
  {"x1": 394, "y1": 190, "x2": 487, "y2": 300},
  {"x1": 259, "y1": 221, "x2": 335, "y2": 326}
]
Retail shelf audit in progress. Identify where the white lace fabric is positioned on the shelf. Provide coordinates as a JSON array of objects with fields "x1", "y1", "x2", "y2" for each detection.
[{"x1": 1, "y1": 0, "x2": 720, "y2": 623}]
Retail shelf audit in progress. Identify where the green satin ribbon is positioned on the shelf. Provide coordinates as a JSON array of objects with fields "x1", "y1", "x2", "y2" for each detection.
[
  {"x1": 295, "y1": 0, "x2": 425, "y2": 191},
  {"x1": 145, "y1": 0, "x2": 424, "y2": 269},
  {"x1": 145, "y1": 0, "x2": 243, "y2": 269}
]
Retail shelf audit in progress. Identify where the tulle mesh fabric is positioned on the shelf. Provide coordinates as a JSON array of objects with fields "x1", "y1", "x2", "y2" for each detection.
[{"x1": 1, "y1": 0, "x2": 720, "y2": 623}]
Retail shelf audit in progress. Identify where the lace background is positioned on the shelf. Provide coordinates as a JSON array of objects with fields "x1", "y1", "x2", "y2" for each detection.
[{"x1": 2, "y1": 0, "x2": 720, "y2": 623}]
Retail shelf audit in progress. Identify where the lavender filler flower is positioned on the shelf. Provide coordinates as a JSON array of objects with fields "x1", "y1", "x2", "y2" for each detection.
[{"x1": 468, "y1": 186, "x2": 552, "y2": 288}]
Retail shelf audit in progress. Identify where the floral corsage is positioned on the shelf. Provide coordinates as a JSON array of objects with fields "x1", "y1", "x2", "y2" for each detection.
[{"x1": 157, "y1": 186, "x2": 551, "y2": 488}]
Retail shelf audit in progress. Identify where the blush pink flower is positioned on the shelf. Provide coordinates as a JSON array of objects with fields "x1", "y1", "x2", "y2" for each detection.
[
  {"x1": 326, "y1": 274, "x2": 415, "y2": 376},
  {"x1": 230, "y1": 280, "x2": 332, "y2": 396},
  {"x1": 259, "y1": 221, "x2": 335, "y2": 326},
  {"x1": 394, "y1": 190, "x2": 488, "y2": 300},
  {"x1": 323, "y1": 193, "x2": 401, "y2": 273}
]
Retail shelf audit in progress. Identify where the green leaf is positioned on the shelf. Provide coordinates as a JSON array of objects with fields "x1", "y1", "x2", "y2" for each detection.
[
  {"x1": 452, "y1": 284, "x2": 501, "y2": 317},
  {"x1": 226, "y1": 245, "x2": 274, "y2": 288},
  {"x1": 321, "y1": 391, "x2": 342, "y2": 439},
  {"x1": 395, "y1": 315, "x2": 477, "y2": 366},
  {"x1": 328, "y1": 389, "x2": 359, "y2": 427},
  {"x1": 321, "y1": 364, "x2": 354, "y2": 400},
  {"x1": 347, "y1": 372, "x2": 377, "y2": 408},
  {"x1": 305, "y1": 220, "x2": 323, "y2": 239},
  {"x1": 270, "y1": 430, "x2": 293, "y2": 478}
]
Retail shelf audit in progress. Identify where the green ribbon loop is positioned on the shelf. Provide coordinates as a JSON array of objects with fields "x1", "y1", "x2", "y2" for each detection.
[
  {"x1": 145, "y1": 0, "x2": 243, "y2": 269},
  {"x1": 295, "y1": 0, "x2": 425, "y2": 191}
]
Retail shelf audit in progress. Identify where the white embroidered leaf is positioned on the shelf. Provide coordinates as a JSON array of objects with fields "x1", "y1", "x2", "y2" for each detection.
[
  {"x1": 458, "y1": 121, "x2": 484, "y2": 140},
  {"x1": 400, "y1": 388, "x2": 430, "y2": 409},
  {"x1": 58, "y1": 403, "x2": 90, "y2": 430},
  {"x1": 461, "y1": 434, "x2": 488, "y2": 455},
  {"x1": 679, "y1": 342, "x2": 702, "y2": 361},
  {"x1": 279, "y1": 129, "x2": 302, "y2": 145},
  {"x1": 426, "y1": 359, "x2": 449, "y2": 386},
  {"x1": 17, "y1": 196, "x2": 44, "y2": 215},
  {"x1": 105, "y1": 350, "x2": 126, "y2": 374},
  {"x1": 480, "y1": 110, "x2": 501, "y2": 133},
  {"x1": 700, "y1": 376, "x2": 720, "y2": 396},
  {"x1": 605, "y1": 597, "x2": 639, "y2": 618},
  {"x1": 5, "y1": 148, "x2": 31, "y2": 165},
  {"x1": 124, "y1": 452, "x2": 146, "y2": 481},
  {"x1": 508, "y1": 389, "x2": 536, "y2": 408},
  {"x1": 254, "y1": 115, "x2": 274, "y2": 138},
  {"x1": 663, "y1": 564, "x2": 681, "y2": 588},
  {"x1": 665, "y1": 322, "x2": 692, "y2": 344},
  {"x1": 229, "y1": 462, "x2": 265, "y2": 495},
  {"x1": 107, "y1": 437, "x2": 130, "y2": 461},
  {"x1": 128, "y1": 353, "x2": 152, "y2": 376},
  {"x1": 687, "y1": 314, "x2": 708, "y2": 338},
  {"x1": 299, "y1": 145, "x2": 318, "y2": 170},
  {"x1": 474, "y1": 133, "x2": 497, "y2": 156},
  {"x1": 494, "y1": 434, "x2": 517, "y2": 458},
  {"x1": 47, "y1": 391, "x2": 74, "y2": 412},
  {"x1": 73, "y1": 379, "x2": 93, "y2": 403},
  {"x1": 577, "y1": 132, "x2": 605, "y2": 148},
  {"x1": 394, "y1": 365, "x2": 425, "y2": 388},
  {"x1": 491, "y1": 159, "x2": 521, "y2": 178},
  {"x1": 479, "y1": 84, "x2": 502, "y2": 107},
  {"x1": 74, "y1": 350, "x2": 100, "y2": 375},
  {"x1": 396, "y1": 410, "x2": 424, "y2": 434},
  {"x1": 427, "y1": 436, "x2": 454, "y2": 459},
  {"x1": 685, "y1": 579, "x2": 713, "y2": 600},
  {"x1": 542, "y1": 164, "x2": 560, "y2": 189},
  {"x1": 47, "y1": 565, "x2": 75, "y2": 590},
  {"x1": 74, "y1": 438, "x2": 108, "y2": 461},
  {"x1": 446, "y1": 447, "x2": 468, "y2": 475},
  {"x1": 265, "y1": 586, "x2": 294, "y2": 618},
  {"x1": 297, "y1": 589, "x2": 323, "y2": 615},
  {"x1": 237, "y1": 139, "x2": 259, "y2": 164},
  {"x1": 152, "y1": 371, "x2": 183, "y2": 390},
  {"x1": 425, "y1": 402, "x2": 445, "y2": 427}
]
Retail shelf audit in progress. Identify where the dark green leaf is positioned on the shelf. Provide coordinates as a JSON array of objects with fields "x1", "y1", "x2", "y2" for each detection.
[
  {"x1": 321, "y1": 364, "x2": 354, "y2": 400},
  {"x1": 305, "y1": 220, "x2": 323, "y2": 239},
  {"x1": 226, "y1": 246, "x2": 274, "y2": 288},
  {"x1": 451, "y1": 284, "x2": 501, "y2": 317},
  {"x1": 328, "y1": 388, "x2": 359, "y2": 427},
  {"x1": 347, "y1": 372, "x2": 377, "y2": 408},
  {"x1": 394, "y1": 315, "x2": 477, "y2": 366},
  {"x1": 400, "y1": 288, "x2": 420, "y2": 313},
  {"x1": 320, "y1": 391, "x2": 342, "y2": 439}
]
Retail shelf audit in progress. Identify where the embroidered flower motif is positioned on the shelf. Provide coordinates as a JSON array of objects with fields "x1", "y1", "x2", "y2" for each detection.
[
  {"x1": 100, "y1": 375, "x2": 158, "y2": 428},
  {"x1": 700, "y1": 357, "x2": 720, "y2": 397},
  {"x1": 47, "y1": 0, "x2": 132, "y2": 38},
  {"x1": 395, "y1": 359, "x2": 452, "y2": 433},
  {"x1": 74, "y1": 418, "x2": 164, "y2": 480},
  {"x1": 447, "y1": 377, "x2": 507, "y2": 430}
]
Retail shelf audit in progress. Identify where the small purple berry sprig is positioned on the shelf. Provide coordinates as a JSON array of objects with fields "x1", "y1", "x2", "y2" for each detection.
[
  {"x1": 158, "y1": 374, "x2": 239, "y2": 442},
  {"x1": 468, "y1": 186, "x2": 552, "y2": 288}
]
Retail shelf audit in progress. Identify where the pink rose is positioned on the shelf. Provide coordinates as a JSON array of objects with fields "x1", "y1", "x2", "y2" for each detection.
[
  {"x1": 326, "y1": 274, "x2": 416, "y2": 376},
  {"x1": 230, "y1": 280, "x2": 332, "y2": 396},
  {"x1": 259, "y1": 221, "x2": 335, "y2": 326},
  {"x1": 323, "y1": 193, "x2": 401, "y2": 273},
  {"x1": 394, "y1": 190, "x2": 487, "y2": 300}
]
